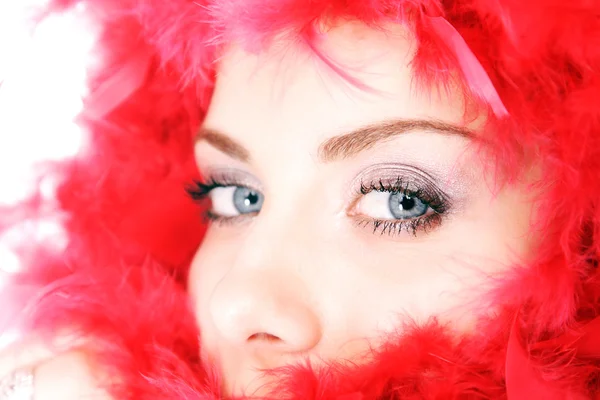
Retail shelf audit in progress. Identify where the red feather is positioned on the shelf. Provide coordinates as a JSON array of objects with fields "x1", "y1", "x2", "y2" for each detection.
[{"x1": 2, "y1": 0, "x2": 600, "y2": 398}]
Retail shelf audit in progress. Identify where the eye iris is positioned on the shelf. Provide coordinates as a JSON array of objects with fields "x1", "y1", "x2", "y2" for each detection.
[
  {"x1": 233, "y1": 187, "x2": 263, "y2": 214},
  {"x1": 388, "y1": 193, "x2": 427, "y2": 219}
]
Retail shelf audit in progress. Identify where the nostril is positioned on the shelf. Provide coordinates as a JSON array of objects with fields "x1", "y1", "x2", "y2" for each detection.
[{"x1": 247, "y1": 332, "x2": 282, "y2": 343}]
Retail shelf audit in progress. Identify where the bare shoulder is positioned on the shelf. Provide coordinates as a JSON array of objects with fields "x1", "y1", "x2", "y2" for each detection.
[{"x1": 0, "y1": 338, "x2": 112, "y2": 399}]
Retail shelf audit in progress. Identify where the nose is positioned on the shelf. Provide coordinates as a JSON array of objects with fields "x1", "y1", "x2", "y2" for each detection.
[{"x1": 208, "y1": 269, "x2": 322, "y2": 354}]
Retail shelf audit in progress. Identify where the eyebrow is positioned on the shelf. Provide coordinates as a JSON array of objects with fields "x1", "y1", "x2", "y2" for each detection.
[
  {"x1": 318, "y1": 119, "x2": 473, "y2": 162},
  {"x1": 195, "y1": 119, "x2": 472, "y2": 163},
  {"x1": 196, "y1": 127, "x2": 251, "y2": 162}
]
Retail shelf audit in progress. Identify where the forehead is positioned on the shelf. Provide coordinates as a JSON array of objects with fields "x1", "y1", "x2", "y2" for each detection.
[{"x1": 204, "y1": 22, "x2": 471, "y2": 146}]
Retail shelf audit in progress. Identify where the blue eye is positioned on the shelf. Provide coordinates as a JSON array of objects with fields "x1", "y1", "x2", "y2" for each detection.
[
  {"x1": 356, "y1": 190, "x2": 430, "y2": 221},
  {"x1": 388, "y1": 192, "x2": 428, "y2": 219},
  {"x1": 232, "y1": 187, "x2": 264, "y2": 214},
  {"x1": 208, "y1": 186, "x2": 264, "y2": 217}
]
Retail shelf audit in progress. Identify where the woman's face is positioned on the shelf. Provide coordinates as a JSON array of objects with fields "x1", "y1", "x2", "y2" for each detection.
[{"x1": 189, "y1": 23, "x2": 534, "y2": 396}]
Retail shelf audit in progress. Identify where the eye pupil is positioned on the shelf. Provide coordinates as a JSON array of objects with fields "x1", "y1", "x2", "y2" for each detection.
[
  {"x1": 398, "y1": 195, "x2": 415, "y2": 211},
  {"x1": 245, "y1": 191, "x2": 260, "y2": 206}
]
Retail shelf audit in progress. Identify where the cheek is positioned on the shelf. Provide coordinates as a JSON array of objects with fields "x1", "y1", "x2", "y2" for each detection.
[
  {"x1": 332, "y1": 245, "x2": 480, "y2": 332},
  {"x1": 338, "y1": 193, "x2": 533, "y2": 334},
  {"x1": 333, "y1": 250, "x2": 496, "y2": 340}
]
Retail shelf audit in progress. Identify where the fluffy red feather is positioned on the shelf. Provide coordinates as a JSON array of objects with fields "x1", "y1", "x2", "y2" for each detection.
[{"x1": 2, "y1": 0, "x2": 600, "y2": 398}]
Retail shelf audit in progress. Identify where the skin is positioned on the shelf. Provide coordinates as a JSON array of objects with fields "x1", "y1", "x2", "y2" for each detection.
[
  {"x1": 190, "y1": 22, "x2": 535, "y2": 397},
  {"x1": 0, "y1": 22, "x2": 535, "y2": 400},
  {"x1": 0, "y1": 336, "x2": 110, "y2": 399}
]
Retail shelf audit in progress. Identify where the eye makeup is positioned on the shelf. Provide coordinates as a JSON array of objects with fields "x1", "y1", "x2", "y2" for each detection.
[
  {"x1": 346, "y1": 163, "x2": 454, "y2": 237},
  {"x1": 186, "y1": 168, "x2": 263, "y2": 224},
  {"x1": 187, "y1": 161, "x2": 466, "y2": 238}
]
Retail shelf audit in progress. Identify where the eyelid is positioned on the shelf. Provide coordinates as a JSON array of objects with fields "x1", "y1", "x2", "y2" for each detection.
[
  {"x1": 200, "y1": 167, "x2": 264, "y2": 193},
  {"x1": 346, "y1": 163, "x2": 450, "y2": 202}
]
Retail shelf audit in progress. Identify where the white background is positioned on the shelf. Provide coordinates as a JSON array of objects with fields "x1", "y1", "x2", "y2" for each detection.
[{"x1": 0, "y1": 0, "x2": 95, "y2": 346}]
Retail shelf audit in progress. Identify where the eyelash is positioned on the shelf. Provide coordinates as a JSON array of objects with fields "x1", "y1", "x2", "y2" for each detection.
[
  {"x1": 356, "y1": 178, "x2": 448, "y2": 237},
  {"x1": 186, "y1": 176, "x2": 450, "y2": 236},
  {"x1": 186, "y1": 178, "x2": 250, "y2": 224}
]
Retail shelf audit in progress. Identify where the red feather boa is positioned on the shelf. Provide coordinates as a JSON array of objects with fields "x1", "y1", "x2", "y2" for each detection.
[{"x1": 3, "y1": 0, "x2": 600, "y2": 398}]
